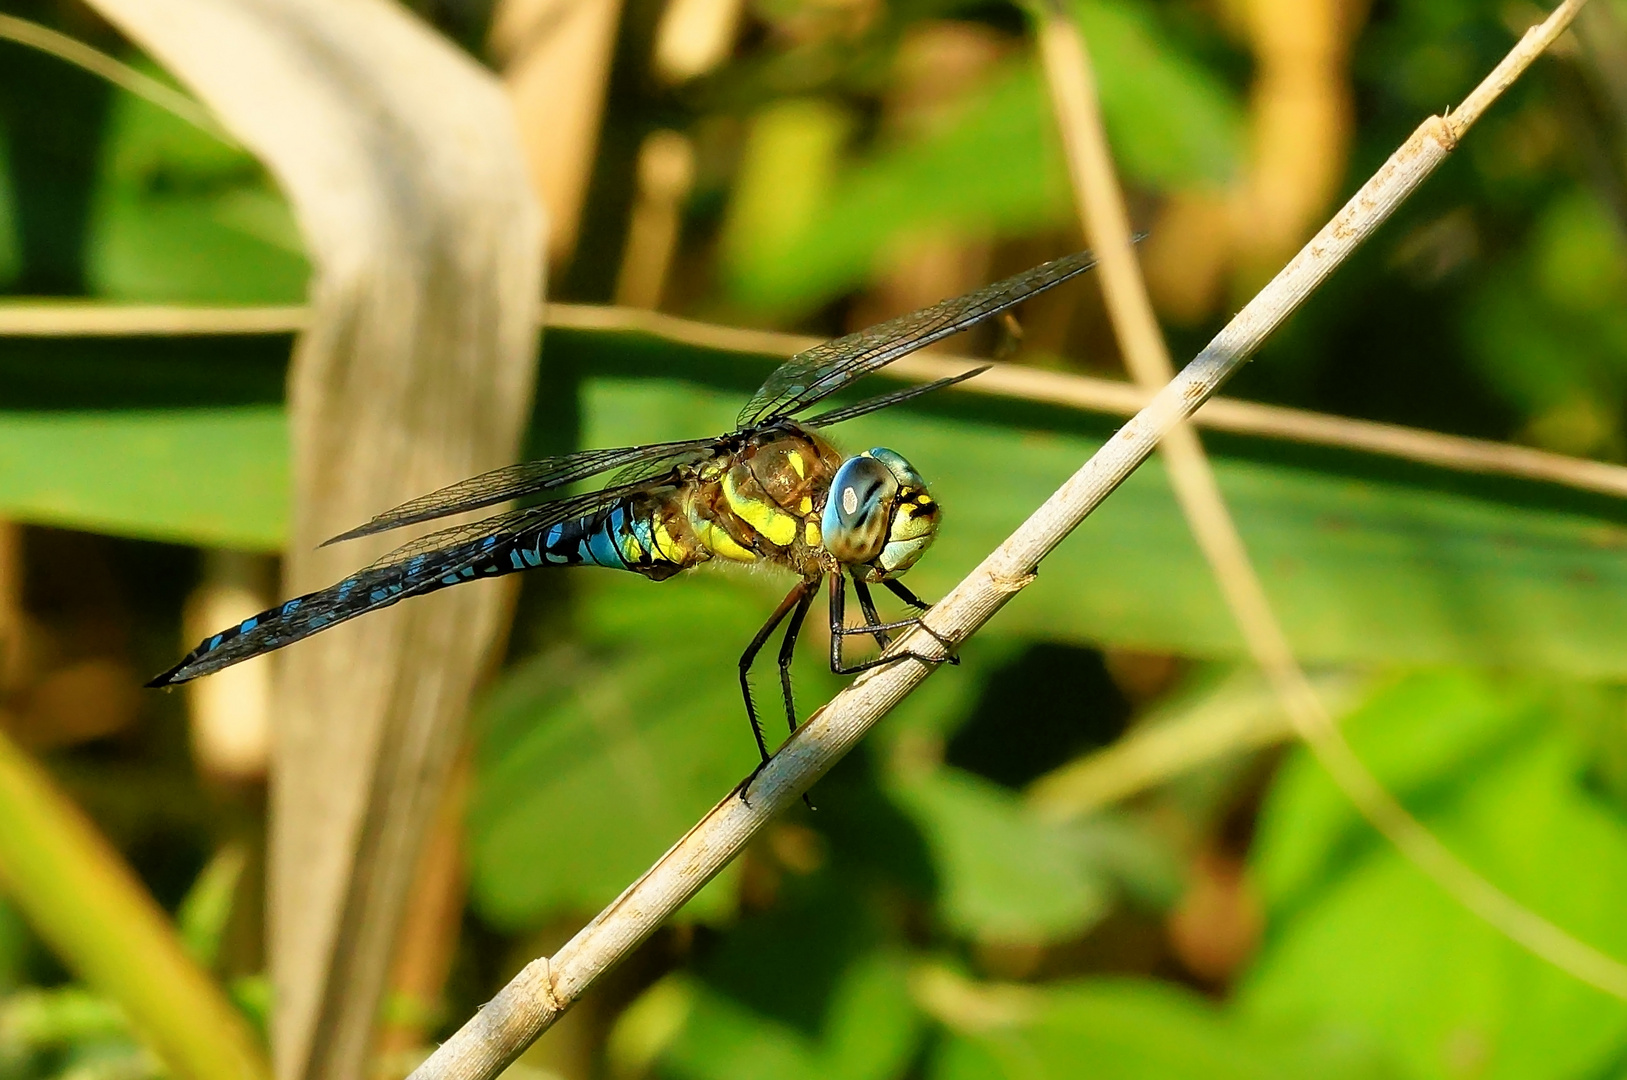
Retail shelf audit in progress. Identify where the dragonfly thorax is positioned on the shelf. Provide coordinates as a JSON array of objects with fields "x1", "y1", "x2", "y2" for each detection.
[{"x1": 822, "y1": 448, "x2": 939, "y2": 582}]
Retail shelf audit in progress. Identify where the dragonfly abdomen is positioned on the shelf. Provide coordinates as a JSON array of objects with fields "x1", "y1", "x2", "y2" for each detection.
[
  {"x1": 150, "y1": 496, "x2": 703, "y2": 687},
  {"x1": 521, "y1": 495, "x2": 698, "y2": 580},
  {"x1": 149, "y1": 529, "x2": 520, "y2": 686}
]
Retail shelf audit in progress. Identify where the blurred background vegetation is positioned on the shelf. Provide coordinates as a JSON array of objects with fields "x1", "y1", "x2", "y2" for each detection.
[{"x1": 2, "y1": 0, "x2": 1627, "y2": 1078}]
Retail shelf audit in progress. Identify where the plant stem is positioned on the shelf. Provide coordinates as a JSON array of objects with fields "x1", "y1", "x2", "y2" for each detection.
[
  {"x1": 408, "y1": 4, "x2": 1598, "y2": 1078},
  {"x1": 0, "y1": 728, "x2": 269, "y2": 1080},
  {"x1": 1040, "y1": 0, "x2": 1627, "y2": 998}
]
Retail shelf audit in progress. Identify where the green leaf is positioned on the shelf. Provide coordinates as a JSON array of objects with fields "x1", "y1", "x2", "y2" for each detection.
[
  {"x1": 889, "y1": 766, "x2": 1114, "y2": 944},
  {"x1": 0, "y1": 730, "x2": 269, "y2": 1080},
  {"x1": 87, "y1": 80, "x2": 308, "y2": 303},
  {"x1": 721, "y1": 98, "x2": 856, "y2": 311},
  {"x1": 653, "y1": 953, "x2": 920, "y2": 1080},
  {"x1": 930, "y1": 978, "x2": 1398, "y2": 1080},
  {"x1": 0, "y1": 987, "x2": 131, "y2": 1053},
  {"x1": 1251, "y1": 671, "x2": 1543, "y2": 912},
  {"x1": 0, "y1": 125, "x2": 21, "y2": 288},
  {"x1": 175, "y1": 844, "x2": 247, "y2": 970},
  {"x1": 467, "y1": 572, "x2": 838, "y2": 927},
  {"x1": 728, "y1": 0, "x2": 1243, "y2": 314},
  {"x1": 1461, "y1": 189, "x2": 1627, "y2": 456},
  {"x1": 1241, "y1": 673, "x2": 1627, "y2": 1080},
  {"x1": 1073, "y1": 0, "x2": 1244, "y2": 188},
  {"x1": 726, "y1": 63, "x2": 1070, "y2": 314},
  {"x1": 0, "y1": 406, "x2": 286, "y2": 551}
]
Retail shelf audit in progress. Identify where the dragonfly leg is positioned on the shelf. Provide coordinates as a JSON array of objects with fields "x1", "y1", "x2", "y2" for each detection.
[
  {"x1": 831, "y1": 580, "x2": 924, "y2": 640},
  {"x1": 777, "y1": 579, "x2": 821, "y2": 810},
  {"x1": 740, "y1": 579, "x2": 816, "y2": 774},
  {"x1": 852, "y1": 578, "x2": 894, "y2": 651},
  {"x1": 883, "y1": 579, "x2": 929, "y2": 610},
  {"x1": 829, "y1": 573, "x2": 953, "y2": 676},
  {"x1": 777, "y1": 578, "x2": 819, "y2": 736},
  {"x1": 832, "y1": 577, "x2": 960, "y2": 667},
  {"x1": 881, "y1": 578, "x2": 960, "y2": 665}
]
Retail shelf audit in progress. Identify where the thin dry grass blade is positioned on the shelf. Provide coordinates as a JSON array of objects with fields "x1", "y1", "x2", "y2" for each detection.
[{"x1": 1040, "y1": 0, "x2": 1627, "y2": 999}]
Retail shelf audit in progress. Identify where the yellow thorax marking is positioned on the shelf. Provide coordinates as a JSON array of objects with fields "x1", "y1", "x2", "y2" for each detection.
[
  {"x1": 650, "y1": 518, "x2": 685, "y2": 563},
  {"x1": 805, "y1": 520, "x2": 821, "y2": 548},
  {"x1": 693, "y1": 518, "x2": 757, "y2": 562},
  {"x1": 787, "y1": 451, "x2": 806, "y2": 478},
  {"x1": 722, "y1": 471, "x2": 798, "y2": 547},
  {"x1": 799, "y1": 495, "x2": 813, "y2": 514}
]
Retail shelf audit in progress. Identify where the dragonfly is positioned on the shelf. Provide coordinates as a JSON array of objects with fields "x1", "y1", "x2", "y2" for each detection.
[{"x1": 151, "y1": 250, "x2": 1100, "y2": 771}]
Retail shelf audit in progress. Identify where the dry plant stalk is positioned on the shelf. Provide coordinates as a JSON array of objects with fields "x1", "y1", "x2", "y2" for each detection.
[
  {"x1": 493, "y1": 0, "x2": 625, "y2": 266},
  {"x1": 1232, "y1": 0, "x2": 1359, "y2": 282},
  {"x1": 408, "y1": 6, "x2": 1601, "y2": 1079},
  {"x1": 1038, "y1": 0, "x2": 1627, "y2": 998},
  {"x1": 1026, "y1": 670, "x2": 1363, "y2": 822},
  {"x1": 11, "y1": 293, "x2": 1626, "y2": 505},
  {"x1": 614, "y1": 131, "x2": 697, "y2": 309},
  {"x1": 543, "y1": 302, "x2": 1627, "y2": 502},
  {"x1": 80, "y1": 3, "x2": 544, "y2": 1080}
]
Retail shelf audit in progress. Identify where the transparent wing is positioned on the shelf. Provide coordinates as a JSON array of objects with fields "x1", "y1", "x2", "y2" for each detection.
[
  {"x1": 802, "y1": 367, "x2": 989, "y2": 428},
  {"x1": 738, "y1": 250, "x2": 1099, "y2": 428},
  {"x1": 151, "y1": 480, "x2": 671, "y2": 687},
  {"x1": 323, "y1": 437, "x2": 717, "y2": 546}
]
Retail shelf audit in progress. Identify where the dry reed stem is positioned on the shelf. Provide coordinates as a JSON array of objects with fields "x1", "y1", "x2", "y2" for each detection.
[
  {"x1": 0, "y1": 305, "x2": 310, "y2": 335},
  {"x1": 1026, "y1": 669, "x2": 1363, "y2": 822},
  {"x1": 0, "y1": 14, "x2": 233, "y2": 142},
  {"x1": 492, "y1": 0, "x2": 624, "y2": 266},
  {"x1": 8, "y1": 297, "x2": 1627, "y2": 504},
  {"x1": 1040, "y1": 0, "x2": 1627, "y2": 999},
  {"x1": 407, "y1": 6, "x2": 1609, "y2": 1078}
]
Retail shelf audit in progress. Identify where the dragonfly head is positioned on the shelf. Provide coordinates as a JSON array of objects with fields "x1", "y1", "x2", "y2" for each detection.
[{"x1": 822, "y1": 448, "x2": 940, "y2": 581}]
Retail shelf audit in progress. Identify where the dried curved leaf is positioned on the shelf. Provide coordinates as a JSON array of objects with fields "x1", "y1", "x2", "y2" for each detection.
[{"x1": 80, "y1": 3, "x2": 544, "y2": 1078}]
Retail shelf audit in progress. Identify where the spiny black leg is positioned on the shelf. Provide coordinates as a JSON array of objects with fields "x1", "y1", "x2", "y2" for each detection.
[
  {"x1": 777, "y1": 578, "x2": 819, "y2": 736},
  {"x1": 841, "y1": 578, "x2": 959, "y2": 665},
  {"x1": 883, "y1": 579, "x2": 930, "y2": 610},
  {"x1": 777, "y1": 578, "x2": 820, "y2": 809},
  {"x1": 852, "y1": 578, "x2": 893, "y2": 651},
  {"x1": 881, "y1": 578, "x2": 960, "y2": 665},
  {"x1": 828, "y1": 572, "x2": 850, "y2": 675},
  {"x1": 831, "y1": 617, "x2": 927, "y2": 638},
  {"x1": 829, "y1": 572, "x2": 954, "y2": 677},
  {"x1": 740, "y1": 581, "x2": 813, "y2": 783},
  {"x1": 832, "y1": 577, "x2": 919, "y2": 644}
]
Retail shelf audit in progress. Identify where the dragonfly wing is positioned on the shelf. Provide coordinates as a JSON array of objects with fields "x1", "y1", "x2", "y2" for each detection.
[
  {"x1": 151, "y1": 481, "x2": 668, "y2": 686},
  {"x1": 802, "y1": 367, "x2": 989, "y2": 428},
  {"x1": 324, "y1": 437, "x2": 716, "y2": 545},
  {"x1": 737, "y1": 249, "x2": 1099, "y2": 428}
]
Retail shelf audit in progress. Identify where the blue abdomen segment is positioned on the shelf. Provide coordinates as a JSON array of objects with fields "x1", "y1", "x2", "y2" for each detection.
[
  {"x1": 526, "y1": 502, "x2": 675, "y2": 574},
  {"x1": 149, "y1": 497, "x2": 681, "y2": 687}
]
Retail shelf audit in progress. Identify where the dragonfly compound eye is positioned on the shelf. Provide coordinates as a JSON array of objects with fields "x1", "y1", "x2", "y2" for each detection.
[
  {"x1": 866, "y1": 448, "x2": 939, "y2": 577},
  {"x1": 823, "y1": 456, "x2": 899, "y2": 563}
]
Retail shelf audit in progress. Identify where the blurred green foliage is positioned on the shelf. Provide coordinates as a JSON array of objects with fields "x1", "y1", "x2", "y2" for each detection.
[
  {"x1": 86, "y1": 74, "x2": 306, "y2": 304},
  {"x1": 723, "y1": 0, "x2": 1244, "y2": 314},
  {"x1": 2, "y1": 0, "x2": 1627, "y2": 1079}
]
